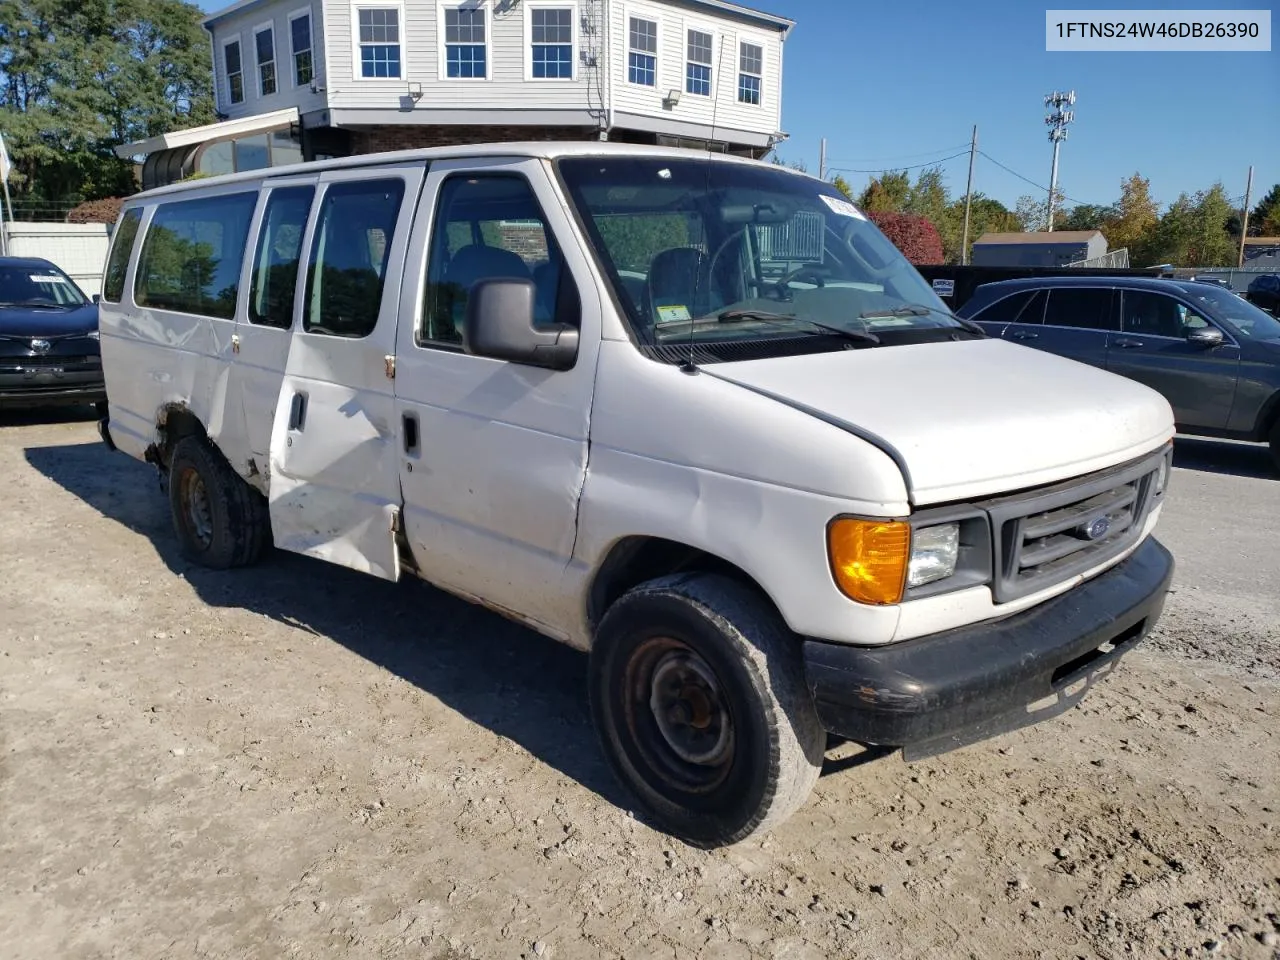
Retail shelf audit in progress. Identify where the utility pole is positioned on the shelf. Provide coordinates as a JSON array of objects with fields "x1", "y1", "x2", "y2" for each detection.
[
  {"x1": 1044, "y1": 90, "x2": 1075, "y2": 231},
  {"x1": 961, "y1": 125, "x2": 978, "y2": 265},
  {"x1": 1238, "y1": 165, "x2": 1254, "y2": 269},
  {"x1": 818, "y1": 138, "x2": 826, "y2": 181}
]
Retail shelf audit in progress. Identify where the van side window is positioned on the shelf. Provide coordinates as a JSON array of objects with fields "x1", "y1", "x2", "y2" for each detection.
[
  {"x1": 249, "y1": 185, "x2": 315, "y2": 329},
  {"x1": 134, "y1": 193, "x2": 257, "y2": 319},
  {"x1": 303, "y1": 178, "x2": 405, "y2": 338},
  {"x1": 421, "y1": 175, "x2": 574, "y2": 347},
  {"x1": 103, "y1": 208, "x2": 142, "y2": 303}
]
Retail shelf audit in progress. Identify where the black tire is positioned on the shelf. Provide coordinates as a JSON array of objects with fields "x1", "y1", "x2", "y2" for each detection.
[
  {"x1": 168, "y1": 434, "x2": 270, "y2": 569},
  {"x1": 589, "y1": 573, "x2": 824, "y2": 848},
  {"x1": 1269, "y1": 419, "x2": 1280, "y2": 475}
]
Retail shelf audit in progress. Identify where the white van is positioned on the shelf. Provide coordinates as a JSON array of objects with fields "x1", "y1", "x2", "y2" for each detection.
[{"x1": 98, "y1": 143, "x2": 1176, "y2": 847}]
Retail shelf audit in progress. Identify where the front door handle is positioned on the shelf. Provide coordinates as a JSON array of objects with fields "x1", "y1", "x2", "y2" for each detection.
[
  {"x1": 402, "y1": 412, "x2": 419, "y2": 455},
  {"x1": 1114, "y1": 337, "x2": 1145, "y2": 349},
  {"x1": 1010, "y1": 330, "x2": 1039, "y2": 341},
  {"x1": 288, "y1": 392, "x2": 308, "y2": 431}
]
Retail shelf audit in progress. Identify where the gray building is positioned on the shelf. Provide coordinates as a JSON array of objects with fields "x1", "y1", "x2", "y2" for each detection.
[
  {"x1": 971, "y1": 230, "x2": 1108, "y2": 268},
  {"x1": 117, "y1": 0, "x2": 793, "y2": 188}
]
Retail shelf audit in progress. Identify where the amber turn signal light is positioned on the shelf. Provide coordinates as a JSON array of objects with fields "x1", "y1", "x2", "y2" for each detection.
[{"x1": 827, "y1": 518, "x2": 911, "y2": 605}]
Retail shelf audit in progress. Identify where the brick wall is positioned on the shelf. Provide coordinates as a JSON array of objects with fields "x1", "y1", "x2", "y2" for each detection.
[{"x1": 358, "y1": 125, "x2": 596, "y2": 155}]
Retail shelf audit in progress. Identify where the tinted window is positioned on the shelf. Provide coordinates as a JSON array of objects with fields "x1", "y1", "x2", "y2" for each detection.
[
  {"x1": 103, "y1": 209, "x2": 142, "y2": 303},
  {"x1": 971, "y1": 290, "x2": 1034, "y2": 325},
  {"x1": 249, "y1": 186, "x2": 314, "y2": 329},
  {"x1": 1120, "y1": 291, "x2": 1186, "y2": 338},
  {"x1": 0, "y1": 264, "x2": 87, "y2": 306},
  {"x1": 1043, "y1": 288, "x2": 1115, "y2": 331},
  {"x1": 303, "y1": 179, "x2": 404, "y2": 338},
  {"x1": 421, "y1": 175, "x2": 574, "y2": 347},
  {"x1": 135, "y1": 193, "x2": 257, "y2": 319}
]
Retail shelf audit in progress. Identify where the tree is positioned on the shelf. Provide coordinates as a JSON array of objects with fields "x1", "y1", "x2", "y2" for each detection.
[
  {"x1": 866, "y1": 211, "x2": 944, "y2": 264},
  {"x1": 1139, "y1": 183, "x2": 1237, "y2": 267},
  {"x1": 0, "y1": 0, "x2": 214, "y2": 212},
  {"x1": 1058, "y1": 203, "x2": 1117, "y2": 232},
  {"x1": 904, "y1": 166, "x2": 960, "y2": 260},
  {"x1": 1251, "y1": 183, "x2": 1280, "y2": 236},
  {"x1": 950, "y1": 194, "x2": 1019, "y2": 263},
  {"x1": 856, "y1": 171, "x2": 910, "y2": 213},
  {"x1": 830, "y1": 174, "x2": 854, "y2": 201},
  {"x1": 1014, "y1": 191, "x2": 1064, "y2": 232},
  {"x1": 1103, "y1": 173, "x2": 1159, "y2": 254}
]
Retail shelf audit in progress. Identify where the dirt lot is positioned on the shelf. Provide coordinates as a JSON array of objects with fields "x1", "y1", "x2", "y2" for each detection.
[{"x1": 2, "y1": 411, "x2": 1279, "y2": 960}]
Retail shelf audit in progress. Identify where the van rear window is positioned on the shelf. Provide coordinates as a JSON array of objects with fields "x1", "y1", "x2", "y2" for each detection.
[
  {"x1": 103, "y1": 209, "x2": 142, "y2": 303},
  {"x1": 134, "y1": 193, "x2": 257, "y2": 319}
]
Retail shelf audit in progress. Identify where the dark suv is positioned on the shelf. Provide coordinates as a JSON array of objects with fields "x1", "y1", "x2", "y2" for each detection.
[
  {"x1": 1247, "y1": 274, "x2": 1280, "y2": 315},
  {"x1": 957, "y1": 276, "x2": 1280, "y2": 470}
]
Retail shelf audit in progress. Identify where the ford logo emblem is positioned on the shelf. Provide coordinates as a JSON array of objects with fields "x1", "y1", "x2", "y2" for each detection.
[{"x1": 1081, "y1": 516, "x2": 1112, "y2": 541}]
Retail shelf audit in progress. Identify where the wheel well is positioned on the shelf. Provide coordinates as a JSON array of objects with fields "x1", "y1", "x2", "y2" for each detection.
[
  {"x1": 1260, "y1": 392, "x2": 1280, "y2": 442},
  {"x1": 147, "y1": 404, "x2": 207, "y2": 471},
  {"x1": 587, "y1": 536, "x2": 777, "y2": 632}
]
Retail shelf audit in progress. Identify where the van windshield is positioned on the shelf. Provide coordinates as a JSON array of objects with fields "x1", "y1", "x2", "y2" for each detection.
[{"x1": 556, "y1": 156, "x2": 963, "y2": 360}]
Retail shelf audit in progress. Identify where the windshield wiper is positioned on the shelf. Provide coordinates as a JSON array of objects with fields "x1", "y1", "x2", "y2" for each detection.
[
  {"x1": 716, "y1": 309, "x2": 881, "y2": 345},
  {"x1": 859, "y1": 302, "x2": 986, "y2": 337},
  {"x1": 3, "y1": 300, "x2": 67, "y2": 309}
]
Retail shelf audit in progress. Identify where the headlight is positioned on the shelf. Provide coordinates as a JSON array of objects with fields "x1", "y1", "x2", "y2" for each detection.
[
  {"x1": 87, "y1": 330, "x2": 100, "y2": 340},
  {"x1": 907, "y1": 523, "x2": 960, "y2": 589}
]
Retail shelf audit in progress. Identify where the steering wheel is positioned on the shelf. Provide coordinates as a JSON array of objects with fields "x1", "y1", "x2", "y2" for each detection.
[{"x1": 773, "y1": 266, "x2": 826, "y2": 299}]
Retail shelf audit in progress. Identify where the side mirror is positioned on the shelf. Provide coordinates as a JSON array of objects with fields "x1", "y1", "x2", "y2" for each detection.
[
  {"x1": 1186, "y1": 327, "x2": 1224, "y2": 348},
  {"x1": 91, "y1": 293, "x2": 101, "y2": 304},
  {"x1": 463, "y1": 278, "x2": 579, "y2": 371}
]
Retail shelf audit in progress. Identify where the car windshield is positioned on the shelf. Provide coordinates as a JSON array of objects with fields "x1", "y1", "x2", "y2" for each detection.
[
  {"x1": 1178, "y1": 283, "x2": 1280, "y2": 340},
  {"x1": 556, "y1": 157, "x2": 960, "y2": 358},
  {"x1": 0, "y1": 264, "x2": 88, "y2": 307}
]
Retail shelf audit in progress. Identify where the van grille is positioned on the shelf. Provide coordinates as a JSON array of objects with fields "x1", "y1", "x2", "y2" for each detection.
[{"x1": 987, "y1": 451, "x2": 1164, "y2": 603}]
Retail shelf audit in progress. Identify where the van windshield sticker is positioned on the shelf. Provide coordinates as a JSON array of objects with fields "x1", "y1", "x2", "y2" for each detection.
[
  {"x1": 657, "y1": 305, "x2": 691, "y2": 323},
  {"x1": 819, "y1": 196, "x2": 866, "y2": 220},
  {"x1": 30, "y1": 275, "x2": 67, "y2": 283}
]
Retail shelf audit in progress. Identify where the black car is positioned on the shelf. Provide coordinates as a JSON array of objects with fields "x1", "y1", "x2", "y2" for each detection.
[
  {"x1": 1247, "y1": 274, "x2": 1280, "y2": 315},
  {"x1": 0, "y1": 257, "x2": 105, "y2": 410},
  {"x1": 1191, "y1": 275, "x2": 1232, "y2": 290},
  {"x1": 956, "y1": 275, "x2": 1280, "y2": 470}
]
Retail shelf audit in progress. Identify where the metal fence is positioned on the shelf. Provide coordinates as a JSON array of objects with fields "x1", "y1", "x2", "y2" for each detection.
[
  {"x1": 1168, "y1": 267, "x2": 1278, "y2": 293},
  {"x1": 1068, "y1": 248, "x2": 1130, "y2": 268}
]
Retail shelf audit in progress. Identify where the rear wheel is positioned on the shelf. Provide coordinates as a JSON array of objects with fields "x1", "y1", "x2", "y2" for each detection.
[
  {"x1": 168, "y1": 435, "x2": 270, "y2": 569},
  {"x1": 1269, "y1": 418, "x2": 1280, "y2": 475},
  {"x1": 589, "y1": 573, "x2": 824, "y2": 847}
]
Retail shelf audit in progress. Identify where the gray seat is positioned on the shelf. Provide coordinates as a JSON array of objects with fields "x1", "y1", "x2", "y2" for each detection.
[
  {"x1": 645, "y1": 247, "x2": 711, "y2": 325},
  {"x1": 441, "y1": 244, "x2": 531, "y2": 340}
]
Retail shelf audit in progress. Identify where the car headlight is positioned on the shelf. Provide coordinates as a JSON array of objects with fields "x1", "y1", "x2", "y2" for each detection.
[{"x1": 907, "y1": 523, "x2": 960, "y2": 589}]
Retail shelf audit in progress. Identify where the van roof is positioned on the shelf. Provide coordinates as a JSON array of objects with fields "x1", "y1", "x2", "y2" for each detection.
[{"x1": 122, "y1": 142, "x2": 811, "y2": 204}]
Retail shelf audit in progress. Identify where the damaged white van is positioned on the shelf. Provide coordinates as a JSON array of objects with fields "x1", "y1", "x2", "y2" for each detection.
[{"x1": 98, "y1": 143, "x2": 1176, "y2": 847}]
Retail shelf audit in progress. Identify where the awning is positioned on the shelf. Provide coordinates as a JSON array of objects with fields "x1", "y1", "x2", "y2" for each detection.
[{"x1": 114, "y1": 108, "x2": 300, "y2": 160}]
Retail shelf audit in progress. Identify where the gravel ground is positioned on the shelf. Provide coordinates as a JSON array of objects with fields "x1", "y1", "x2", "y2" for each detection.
[{"x1": 2, "y1": 410, "x2": 1278, "y2": 960}]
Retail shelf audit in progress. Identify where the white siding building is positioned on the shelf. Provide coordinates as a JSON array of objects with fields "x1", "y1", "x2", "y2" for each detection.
[{"x1": 117, "y1": 0, "x2": 792, "y2": 187}]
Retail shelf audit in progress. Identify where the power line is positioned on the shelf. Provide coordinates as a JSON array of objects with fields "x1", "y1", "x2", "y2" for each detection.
[
  {"x1": 976, "y1": 150, "x2": 1104, "y2": 208},
  {"x1": 827, "y1": 150, "x2": 970, "y2": 175},
  {"x1": 824, "y1": 142, "x2": 971, "y2": 165}
]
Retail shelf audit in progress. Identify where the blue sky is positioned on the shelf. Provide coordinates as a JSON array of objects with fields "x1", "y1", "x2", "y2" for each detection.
[{"x1": 765, "y1": 0, "x2": 1278, "y2": 213}]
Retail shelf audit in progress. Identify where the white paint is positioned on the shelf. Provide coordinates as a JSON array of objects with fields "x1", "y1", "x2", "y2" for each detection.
[{"x1": 99, "y1": 142, "x2": 1174, "y2": 659}]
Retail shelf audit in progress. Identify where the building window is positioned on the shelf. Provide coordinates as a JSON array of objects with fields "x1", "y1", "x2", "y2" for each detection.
[
  {"x1": 686, "y1": 29, "x2": 712, "y2": 96},
  {"x1": 445, "y1": 7, "x2": 487, "y2": 79},
  {"x1": 224, "y1": 40, "x2": 244, "y2": 104},
  {"x1": 358, "y1": 8, "x2": 401, "y2": 78},
  {"x1": 531, "y1": 7, "x2": 572, "y2": 79},
  {"x1": 255, "y1": 26, "x2": 277, "y2": 96},
  {"x1": 627, "y1": 16, "x2": 657, "y2": 86},
  {"x1": 290, "y1": 11, "x2": 313, "y2": 86},
  {"x1": 737, "y1": 41, "x2": 762, "y2": 105}
]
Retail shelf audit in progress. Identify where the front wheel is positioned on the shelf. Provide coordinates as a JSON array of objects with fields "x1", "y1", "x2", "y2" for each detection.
[
  {"x1": 168, "y1": 435, "x2": 270, "y2": 569},
  {"x1": 589, "y1": 573, "x2": 824, "y2": 847},
  {"x1": 1269, "y1": 419, "x2": 1280, "y2": 475}
]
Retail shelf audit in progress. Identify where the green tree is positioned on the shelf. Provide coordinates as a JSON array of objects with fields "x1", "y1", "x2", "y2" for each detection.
[
  {"x1": 829, "y1": 174, "x2": 854, "y2": 201},
  {"x1": 1102, "y1": 173, "x2": 1159, "y2": 256},
  {"x1": 856, "y1": 170, "x2": 910, "y2": 213},
  {"x1": 950, "y1": 194, "x2": 1019, "y2": 263},
  {"x1": 1058, "y1": 203, "x2": 1117, "y2": 232},
  {"x1": 1014, "y1": 190, "x2": 1064, "y2": 233},
  {"x1": 1139, "y1": 184, "x2": 1237, "y2": 267},
  {"x1": 1251, "y1": 183, "x2": 1280, "y2": 236},
  {"x1": 0, "y1": 0, "x2": 214, "y2": 213}
]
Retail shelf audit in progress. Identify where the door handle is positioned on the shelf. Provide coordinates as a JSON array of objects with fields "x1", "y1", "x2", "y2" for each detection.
[
  {"x1": 1114, "y1": 338, "x2": 1144, "y2": 349},
  {"x1": 288, "y1": 392, "x2": 308, "y2": 431},
  {"x1": 1010, "y1": 330, "x2": 1039, "y2": 341},
  {"x1": 402, "y1": 412, "x2": 419, "y2": 455}
]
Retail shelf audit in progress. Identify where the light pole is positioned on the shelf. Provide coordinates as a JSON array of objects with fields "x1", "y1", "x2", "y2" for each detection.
[{"x1": 1044, "y1": 90, "x2": 1075, "y2": 232}]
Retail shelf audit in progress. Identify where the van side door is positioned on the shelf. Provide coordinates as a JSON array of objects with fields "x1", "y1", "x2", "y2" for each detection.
[
  {"x1": 1109, "y1": 288, "x2": 1240, "y2": 430},
  {"x1": 266, "y1": 161, "x2": 426, "y2": 579},
  {"x1": 393, "y1": 157, "x2": 602, "y2": 638}
]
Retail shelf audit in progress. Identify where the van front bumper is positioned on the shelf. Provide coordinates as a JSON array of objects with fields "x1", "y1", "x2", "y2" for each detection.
[{"x1": 803, "y1": 536, "x2": 1174, "y2": 759}]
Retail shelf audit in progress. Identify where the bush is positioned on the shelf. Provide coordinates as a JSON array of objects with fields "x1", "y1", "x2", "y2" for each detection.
[
  {"x1": 867, "y1": 211, "x2": 944, "y2": 265},
  {"x1": 67, "y1": 197, "x2": 126, "y2": 224}
]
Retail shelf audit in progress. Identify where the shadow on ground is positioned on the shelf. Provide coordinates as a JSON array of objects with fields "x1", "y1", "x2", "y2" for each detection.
[
  {"x1": 1173, "y1": 436, "x2": 1275, "y2": 481},
  {"x1": 0, "y1": 404, "x2": 98, "y2": 427},
  {"x1": 24, "y1": 438, "x2": 629, "y2": 810}
]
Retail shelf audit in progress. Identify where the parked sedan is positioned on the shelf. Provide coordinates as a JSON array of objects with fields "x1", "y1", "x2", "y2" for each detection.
[
  {"x1": 1247, "y1": 274, "x2": 1280, "y2": 315},
  {"x1": 957, "y1": 275, "x2": 1280, "y2": 470},
  {"x1": 0, "y1": 257, "x2": 105, "y2": 410}
]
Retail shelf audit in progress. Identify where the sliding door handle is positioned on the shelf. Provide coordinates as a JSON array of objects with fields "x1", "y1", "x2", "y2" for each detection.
[
  {"x1": 287, "y1": 392, "x2": 308, "y2": 431},
  {"x1": 402, "y1": 412, "x2": 419, "y2": 455}
]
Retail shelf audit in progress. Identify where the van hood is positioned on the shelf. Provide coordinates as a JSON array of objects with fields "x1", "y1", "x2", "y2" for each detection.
[{"x1": 708, "y1": 338, "x2": 1174, "y2": 504}]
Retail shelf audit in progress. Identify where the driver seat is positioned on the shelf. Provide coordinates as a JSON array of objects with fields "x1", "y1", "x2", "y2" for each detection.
[{"x1": 645, "y1": 247, "x2": 712, "y2": 326}]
